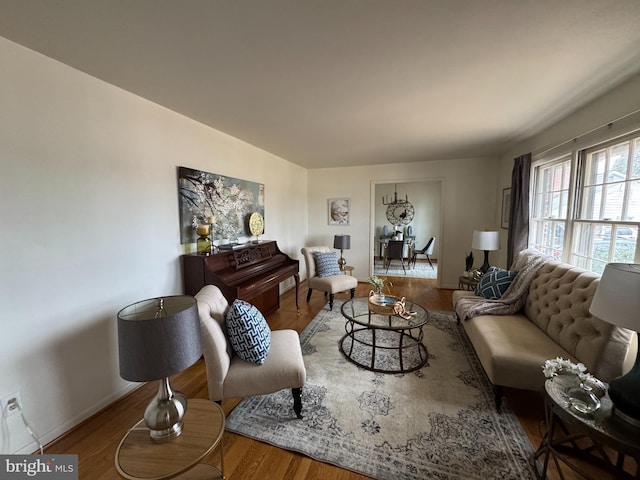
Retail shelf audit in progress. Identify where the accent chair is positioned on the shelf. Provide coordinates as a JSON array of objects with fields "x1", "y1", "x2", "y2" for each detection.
[
  {"x1": 195, "y1": 285, "x2": 306, "y2": 418},
  {"x1": 301, "y1": 246, "x2": 357, "y2": 311}
]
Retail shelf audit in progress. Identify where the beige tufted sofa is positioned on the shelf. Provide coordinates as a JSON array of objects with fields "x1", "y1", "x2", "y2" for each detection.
[{"x1": 453, "y1": 259, "x2": 637, "y2": 410}]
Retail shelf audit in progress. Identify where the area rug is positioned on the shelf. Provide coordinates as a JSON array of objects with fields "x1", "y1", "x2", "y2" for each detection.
[
  {"x1": 373, "y1": 259, "x2": 437, "y2": 279},
  {"x1": 225, "y1": 301, "x2": 538, "y2": 480}
]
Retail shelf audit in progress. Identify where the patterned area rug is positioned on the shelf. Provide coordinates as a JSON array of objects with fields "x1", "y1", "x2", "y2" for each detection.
[
  {"x1": 225, "y1": 302, "x2": 537, "y2": 480},
  {"x1": 373, "y1": 259, "x2": 437, "y2": 278}
]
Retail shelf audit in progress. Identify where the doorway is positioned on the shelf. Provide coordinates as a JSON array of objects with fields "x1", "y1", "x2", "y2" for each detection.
[{"x1": 371, "y1": 180, "x2": 443, "y2": 284}]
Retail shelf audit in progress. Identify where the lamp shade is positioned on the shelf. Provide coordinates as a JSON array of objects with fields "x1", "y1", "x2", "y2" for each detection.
[
  {"x1": 589, "y1": 263, "x2": 640, "y2": 332},
  {"x1": 472, "y1": 230, "x2": 500, "y2": 251},
  {"x1": 333, "y1": 234, "x2": 351, "y2": 250},
  {"x1": 118, "y1": 296, "x2": 201, "y2": 382}
]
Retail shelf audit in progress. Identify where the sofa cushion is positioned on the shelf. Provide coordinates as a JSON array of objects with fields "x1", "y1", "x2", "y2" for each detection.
[
  {"x1": 462, "y1": 313, "x2": 579, "y2": 391},
  {"x1": 475, "y1": 266, "x2": 518, "y2": 300},
  {"x1": 313, "y1": 251, "x2": 341, "y2": 277},
  {"x1": 226, "y1": 300, "x2": 271, "y2": 364}
]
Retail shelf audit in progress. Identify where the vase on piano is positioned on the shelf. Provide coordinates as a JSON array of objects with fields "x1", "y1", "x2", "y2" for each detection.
[{"x1": 196, "y1": 224, "x2": 211, "y2": 255}]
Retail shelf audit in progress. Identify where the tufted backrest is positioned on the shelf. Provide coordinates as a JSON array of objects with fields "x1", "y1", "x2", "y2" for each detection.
[
  {"x1": 195, "y1": 285, "x2": 233, "y2": 401},
  {"x1": 524, "y1": 260, "x2": 635, "y2": 382},
  {"x1": 301, "y1": 246, "x2": 331, "y2": 280}
]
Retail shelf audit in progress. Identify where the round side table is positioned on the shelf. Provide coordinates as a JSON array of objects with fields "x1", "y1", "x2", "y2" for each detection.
[
  {"x1": 115, "y1": 399, "x2": 225, "y2": 480},
  {"x1": 534, "y1": 376, "x2": 640, "y2": 479},
  {"x1": 458, "y1": 276, "x2": 479, "y2": 291}
]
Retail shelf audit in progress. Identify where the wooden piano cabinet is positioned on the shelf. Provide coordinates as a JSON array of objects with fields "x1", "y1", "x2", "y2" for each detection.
[{"x1": 182, "y1": 240, "x2": 299, "y2": 316}]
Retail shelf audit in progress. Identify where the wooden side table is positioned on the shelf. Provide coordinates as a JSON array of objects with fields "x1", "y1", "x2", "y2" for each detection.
[
  {"x1": 343, "y1": 265, "x2": 355, "y2": 276},
  {"x1": 534, "y1": 376, "x2": 640, "y2": 479},
  {"x1": 115, "y1": 399, "x2": 225, "y2": 480}
]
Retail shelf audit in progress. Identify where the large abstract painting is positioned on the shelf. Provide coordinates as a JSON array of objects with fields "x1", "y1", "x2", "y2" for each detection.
[{"x1": 178, "y1": 166, "x2": 265, "y2": 244}]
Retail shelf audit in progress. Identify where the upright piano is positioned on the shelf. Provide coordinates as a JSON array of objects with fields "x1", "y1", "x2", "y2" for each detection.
[{"x1": 183, "y1": 240, "x2": 299, "y2": 316}]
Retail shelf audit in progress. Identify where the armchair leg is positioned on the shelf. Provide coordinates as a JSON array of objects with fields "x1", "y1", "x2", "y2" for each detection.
[
  {"x1": 329, "y1": 294, "x2": 335, "y2": 310},
  {"x1": 349, "y1": 288, "x2": 355, "y2": 299},
  {"x1": 292, "y1": 387, "x2": 303, "y2": 419},
  {"x1": 306, "y1": 288, "x2": 312, "y2": 302}
]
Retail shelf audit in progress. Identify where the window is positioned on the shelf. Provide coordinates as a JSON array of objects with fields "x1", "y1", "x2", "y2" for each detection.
[
  {"x1": 530, "y1": 154, "x2": 572, "y2": 259},
  {"x1": 531, "y1": 132, "x2": 640, "y2": 273}
]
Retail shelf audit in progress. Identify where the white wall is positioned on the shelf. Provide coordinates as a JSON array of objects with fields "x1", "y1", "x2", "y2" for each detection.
[
  {"x1": 497, "y1": 72, "x2": 640, "y2": 267},
  {"x1": 0, "y1": 37, "x2": 307, "y2": 453},
  {"x1": 306, "y1": 159, "x2": 500, "y2": 288}
]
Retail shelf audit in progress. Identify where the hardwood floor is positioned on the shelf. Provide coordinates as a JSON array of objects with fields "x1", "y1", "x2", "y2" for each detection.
[{"x1": 45, "y1": 274, "x2": 619, "y2": 479}]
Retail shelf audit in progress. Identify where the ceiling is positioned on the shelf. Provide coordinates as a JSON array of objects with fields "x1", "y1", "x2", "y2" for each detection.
[{"x1": 1, "y1": 1, "x2": 640, "y2": 169}]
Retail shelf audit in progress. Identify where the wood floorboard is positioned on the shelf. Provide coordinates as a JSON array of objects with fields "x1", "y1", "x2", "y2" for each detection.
[{"x1": 44, "y1": 276, "x2": 621, "y2": 479}]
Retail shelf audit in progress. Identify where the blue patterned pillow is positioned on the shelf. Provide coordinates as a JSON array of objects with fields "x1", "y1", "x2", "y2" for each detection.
[
  {"x1": 226, "y1": 300, "x2": 271, "y2": 364},
  {"x1": 313, "y1": 251, "x2": 341, "y2": 277},
  {"x1": 475, "y1": 267, "x2": 518, "y2": 300}
]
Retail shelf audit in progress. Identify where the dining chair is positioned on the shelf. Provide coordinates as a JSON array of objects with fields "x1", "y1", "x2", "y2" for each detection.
[
  {"x1": 385, "y1": 240, "x2": 407, "y2": 273},
  {"x1": 411, "y1": 237, "x2": 435, "y2": 269}
]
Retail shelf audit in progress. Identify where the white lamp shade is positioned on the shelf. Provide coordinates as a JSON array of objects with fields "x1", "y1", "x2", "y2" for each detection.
[
  {"x1": 472, "y1": 230, "x2": 500, "y2": 251},
  {"x1": 589, "y1": 263, "x2": 640, "y2": 332}
]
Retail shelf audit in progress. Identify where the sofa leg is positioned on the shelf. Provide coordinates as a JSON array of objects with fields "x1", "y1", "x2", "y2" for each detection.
[
  {"x1": 494, "y1": 385, "x2": 503, "y2": 412},
  {"x1": 456, "y1": 313, "x2": 461, "y2": 325},
  {"x1": 292, "y1": 387, "x2": 303, "y2": 419},
  {"x1": 349, "y1": 288, "x2": 355, "y2": 299},
  {"x1": 306, "y1": 289, "x2": 312, "y2": 302},
  {"x1": 329, "y1": 294, "x2": 335, "y2": 310}
]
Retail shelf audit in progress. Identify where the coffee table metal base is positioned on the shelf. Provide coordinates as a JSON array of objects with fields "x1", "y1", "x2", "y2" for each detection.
[{"x1": 339, "y1": 322, "x2": 428, "y2": 374}]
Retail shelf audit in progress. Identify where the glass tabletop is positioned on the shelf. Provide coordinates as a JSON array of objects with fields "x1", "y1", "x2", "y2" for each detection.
[{"x1": 341, "y1": 297, "x2": 429, "y2": 330}]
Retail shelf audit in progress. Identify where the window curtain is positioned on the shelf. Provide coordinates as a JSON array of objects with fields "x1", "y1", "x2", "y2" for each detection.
[{"x1": 507, "y1": 153, "x2": 531, "y2": 267}]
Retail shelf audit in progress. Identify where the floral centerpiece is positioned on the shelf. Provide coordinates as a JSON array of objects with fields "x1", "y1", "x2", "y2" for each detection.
[{"x1": 368, "y1": 275, "x2": 391, "y2": 296}]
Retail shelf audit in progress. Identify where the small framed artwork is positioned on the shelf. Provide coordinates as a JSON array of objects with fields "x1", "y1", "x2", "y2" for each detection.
[
  {"x1": 328, "y1": 198, "x2": 350, "y2": 225},
  {"x1": 501, "y1": 188, "x2": 511, "y2": 229}
]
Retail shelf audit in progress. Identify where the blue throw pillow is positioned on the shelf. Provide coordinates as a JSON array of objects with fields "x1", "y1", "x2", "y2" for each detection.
[
  {"x1": 475, "y1": 266, "x2": 518, "y2": 300},
  {"x1": 313, "y1": 251, "x2": 341, "y2": 277},
  {"x1": 226, "y1": 299, "x2": 271, "y2": 364}
]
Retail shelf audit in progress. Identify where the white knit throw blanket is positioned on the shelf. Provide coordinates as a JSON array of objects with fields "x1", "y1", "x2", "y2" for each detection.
[{"x1": 456, "y1": 249, "x2": 548, "y2": 321}]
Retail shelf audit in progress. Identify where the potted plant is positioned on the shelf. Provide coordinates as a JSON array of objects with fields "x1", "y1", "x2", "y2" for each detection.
[
  {"x1": 464, "y1": 251, "x2": 474, "y2": 276},
  {"x1": 369, "y1": 275, "x2": 392, "y2": 300}
]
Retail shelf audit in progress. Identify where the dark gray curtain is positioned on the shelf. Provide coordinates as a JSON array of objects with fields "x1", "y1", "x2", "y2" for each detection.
[{"x1": 507, "y1": 153, "x2": 531, "y2": 267}]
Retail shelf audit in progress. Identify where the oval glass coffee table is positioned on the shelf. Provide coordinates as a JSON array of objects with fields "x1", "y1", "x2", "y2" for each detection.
[{"x1": 340, "y1": 297, "x2": 429, "y2": 373}]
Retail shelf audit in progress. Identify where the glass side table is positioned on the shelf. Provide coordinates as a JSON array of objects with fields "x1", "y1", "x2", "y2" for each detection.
[
  {"x1": 534, "y1": 375, "x2": 640, "y2": 479},
  {"x1": 115, "y1": 399, "x2": 225, "y2": 480}
]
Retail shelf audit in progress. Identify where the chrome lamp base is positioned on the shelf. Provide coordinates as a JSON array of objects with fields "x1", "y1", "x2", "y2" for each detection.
[{"x1": 144, "y1": 377, "x2": 188, "y2": 443}]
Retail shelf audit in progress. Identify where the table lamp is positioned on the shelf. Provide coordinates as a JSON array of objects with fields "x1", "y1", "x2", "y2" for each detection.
[
  {"x1": 118, "y1": 295, "x2": 202, "y2": 442},
  {"x1": 333, "y1": 234, "x2": 351, "y2": 270},
  {"x1": 589, "y1": 263, "x2": 640, "y2": 427},
  {"x1": 472, "y1": 230, "x2": 500, "y2": 274}
]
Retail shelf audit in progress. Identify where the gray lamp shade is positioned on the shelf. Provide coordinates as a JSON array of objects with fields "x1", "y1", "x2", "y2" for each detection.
[
  {"x1": 118, "y1": 296, "x2": 201, "y2": 382},
  {"x1": 333, "y1": 235, "x2": 351, "y2": 250}
]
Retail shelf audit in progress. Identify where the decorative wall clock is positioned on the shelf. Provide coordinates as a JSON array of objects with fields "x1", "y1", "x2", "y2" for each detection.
[{"x1": 386, "y1": 201, "x2": 415, "y2": 226}]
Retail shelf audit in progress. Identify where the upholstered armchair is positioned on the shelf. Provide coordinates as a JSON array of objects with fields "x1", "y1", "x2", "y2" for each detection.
[
  {"x1": 195, "y1": 285, "x2": 306, "y2": 418},
  {"x1": 301, "y1": 246, "x2": 357, "y2": 310}
]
